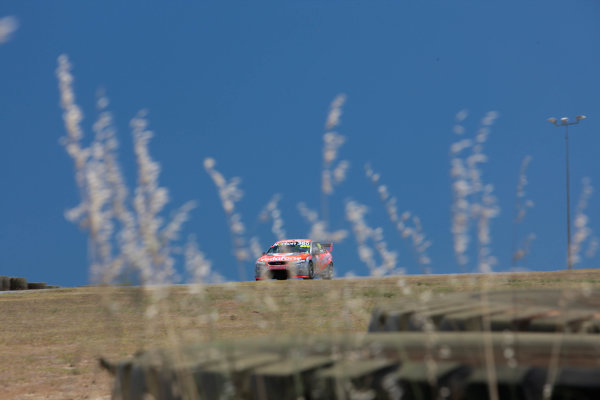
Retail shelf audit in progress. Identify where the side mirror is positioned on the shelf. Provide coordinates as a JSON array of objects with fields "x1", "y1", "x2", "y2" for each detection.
[{"x1": 262, "y1": 252, "x2": 266, "y2": 255}]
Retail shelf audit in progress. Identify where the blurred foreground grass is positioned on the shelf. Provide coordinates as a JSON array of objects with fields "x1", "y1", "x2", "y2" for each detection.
[{"x1": 1, "y1": 269, "x2": 599, "y2": 399}]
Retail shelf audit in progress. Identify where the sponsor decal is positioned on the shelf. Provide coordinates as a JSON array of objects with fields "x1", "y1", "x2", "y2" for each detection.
[
  {"x1": 274, "y1": 240, "x2": 310, "y2": 247},
  {"x1": 268, "y1": 256, "x2": 303, "y2": 262}
]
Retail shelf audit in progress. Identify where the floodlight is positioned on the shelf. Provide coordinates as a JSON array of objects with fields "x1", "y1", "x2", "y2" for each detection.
[{"x1": 547, "y1": 113, "x2": 587, "y2": 271}]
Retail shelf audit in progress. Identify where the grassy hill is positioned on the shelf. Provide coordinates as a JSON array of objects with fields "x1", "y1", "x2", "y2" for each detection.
[{"x1": 1, "y1": 269, "x2": 599, "y2": 399}]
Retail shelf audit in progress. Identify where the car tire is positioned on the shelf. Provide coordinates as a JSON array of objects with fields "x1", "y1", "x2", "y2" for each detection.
[
  {"x1": 323, "y1": 262, "x2": 333, "y2": 280},
  {"x1": 303, "y1": 261, "x2": 314, "y2": 280}
]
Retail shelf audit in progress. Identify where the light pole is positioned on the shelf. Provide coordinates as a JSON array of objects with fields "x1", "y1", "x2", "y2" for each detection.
[{"x1": 547, "y1": 115, "x2": 586, "y2": 271}]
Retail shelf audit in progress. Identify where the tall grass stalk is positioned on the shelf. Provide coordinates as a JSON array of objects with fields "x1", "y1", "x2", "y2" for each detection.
[
  {"x1": 450, "y1": 110, "x2": 500, "y2": 273},
  {"x1": 474, "y1": 112, "x2": 501, "y2": 400},
  {"x1": 204, "y1": 158, "x2": 250, "y2": 280},
  {"x1": 321, "y1": 94, "x2": 349, "y2": 226},
  {"x1": 297, "y1": 202, "x2": 347, "y2": 243},
  {"x1": 449, "y1": 111, "x2": 472, "y2": 271},
  {"x1": 450, "y1": 110, "x2": 501, "y2": 400},
  {"x1": 345, "y1": 200, "x2": 398, "y2": 277},
  {"x1": 365, "y1": 164, "x2": 432, "y2": 273},
  {"x1": 58, "y1": 55, "x2": 115, "y2": 283},
  {"x1": 570, "y1": 177, "x2": 595, "y2": 266},
  {"x1": 58, "y1": 55, "x2": 201, "y2": 353},
  {"x1": 586, "y1": 237, "x2": 599, "y2": 259},
  {"x1": 58, "y1": 55, "x2": 196, "y2": 286},
  {"x1": 57, "y1": 56, "x2": 214, "y2": 386},
  {"x1": 131, "y1": 111, "x2": 196, "y2": 285},
  {"x1": 511, "y1": 155, "x2": 535, "y2": 268},
  {"x1": 259, "y1": 193, "x2": 286, "y2": 241},
  {"x1": 475, "y1": 114, "x2": 500, "y2": 400},
  {"x1": 249, "y1": 236, "x2": 264, "y2": 260}
]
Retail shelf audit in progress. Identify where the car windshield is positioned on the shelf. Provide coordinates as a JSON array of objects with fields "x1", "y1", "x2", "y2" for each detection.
[{"x1": 266, "y1": 243, "x2": 310, "y2": 255}]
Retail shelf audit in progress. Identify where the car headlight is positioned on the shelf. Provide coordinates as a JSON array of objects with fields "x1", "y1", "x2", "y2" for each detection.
[{"x1": 256, "y1": 261, "x2": 267, "y2": 268}]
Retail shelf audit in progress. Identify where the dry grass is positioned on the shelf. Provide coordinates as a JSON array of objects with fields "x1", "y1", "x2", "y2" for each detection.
[{"x1": 1, "y1": 269, "x2": 600, "y2": 399}]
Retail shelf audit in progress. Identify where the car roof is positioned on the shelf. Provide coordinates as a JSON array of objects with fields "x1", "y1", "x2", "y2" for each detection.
[{"x1": 275, "y1": 239, "x2": 311, "y2": 244}]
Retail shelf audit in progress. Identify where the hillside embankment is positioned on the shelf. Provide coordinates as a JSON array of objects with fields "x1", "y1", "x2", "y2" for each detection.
[{"x1": 1, "y1": 268, "x2": 599, "y2": 399}]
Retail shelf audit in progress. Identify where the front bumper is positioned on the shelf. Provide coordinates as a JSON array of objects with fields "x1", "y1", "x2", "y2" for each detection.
[{"x1": 255, "y1": 262, "x2": 309, "y2": 279}]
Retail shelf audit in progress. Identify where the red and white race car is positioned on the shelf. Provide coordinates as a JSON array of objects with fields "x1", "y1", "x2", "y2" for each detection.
[{"x1": 255, "y1": 239, "x2": 334, "y2": 280}]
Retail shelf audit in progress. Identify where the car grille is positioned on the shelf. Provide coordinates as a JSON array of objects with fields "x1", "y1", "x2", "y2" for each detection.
[{"x1": 269, "y1": 261, "x2": 287, "y2": 266}]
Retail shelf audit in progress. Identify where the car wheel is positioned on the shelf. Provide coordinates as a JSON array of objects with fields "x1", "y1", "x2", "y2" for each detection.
[
  {"x1": 303, "y1": 261, "x2": 314, "y2": 280},
  {"x1": 323, "y1": 262, "x2": 333, "y2": 280}
]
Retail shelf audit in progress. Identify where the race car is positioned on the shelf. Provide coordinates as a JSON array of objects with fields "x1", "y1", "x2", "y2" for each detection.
[{"x1": 255, "y1": 239, "x2": 334, "y2": 280}]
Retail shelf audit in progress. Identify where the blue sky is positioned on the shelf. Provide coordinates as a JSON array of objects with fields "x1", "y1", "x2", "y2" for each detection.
[{"x1": 1, "y1": 1, "x2": 599, "y2": 287}]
